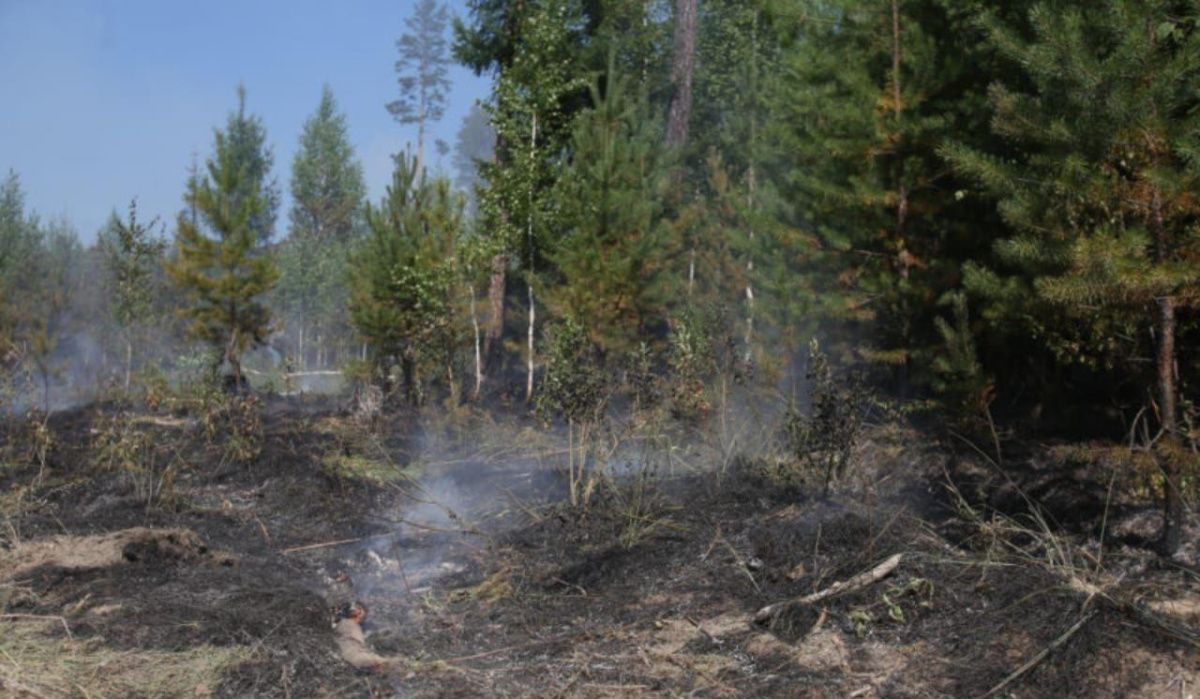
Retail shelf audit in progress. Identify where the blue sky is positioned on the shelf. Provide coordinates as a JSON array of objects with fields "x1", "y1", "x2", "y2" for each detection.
[{"x1": 0, "y1": 0, "x2": 490, "y2": 242}]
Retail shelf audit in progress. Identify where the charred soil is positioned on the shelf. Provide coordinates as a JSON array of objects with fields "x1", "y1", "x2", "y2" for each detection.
[{"x1": 1, "y1": 399, "x2": 1197, "y2": 698}]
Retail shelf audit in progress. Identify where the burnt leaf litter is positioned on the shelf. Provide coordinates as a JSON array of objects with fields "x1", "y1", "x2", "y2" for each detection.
[{"x1": 1, "y1": 396, "x2": 1198, "y2": 698}]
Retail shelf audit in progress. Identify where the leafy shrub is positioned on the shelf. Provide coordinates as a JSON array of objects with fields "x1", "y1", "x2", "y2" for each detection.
[
  {"x1": 94, "y1": 412, "x2": 177, "y2": 508},
  {"x1": 536, "y1": 317, "x2": 607, "y2": 507}
]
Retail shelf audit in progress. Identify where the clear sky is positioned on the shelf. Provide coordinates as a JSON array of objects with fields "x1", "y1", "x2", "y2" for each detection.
[{"x1": 0, "y1": 0, "x2": 491, "y2": 242}]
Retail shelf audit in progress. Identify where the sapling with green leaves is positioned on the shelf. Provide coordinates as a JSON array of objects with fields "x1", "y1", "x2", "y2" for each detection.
[{"x1": 536, "y1": 316, "x2": 607, "y2": 507}]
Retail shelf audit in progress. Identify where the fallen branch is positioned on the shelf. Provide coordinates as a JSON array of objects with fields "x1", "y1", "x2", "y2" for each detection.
[
  {"x1": 979, "y1": 610, "x2": 1096, "y2": 699},
  {"x1": 0, "y1": 613, "x2": 73, "y2": 641},
  {"x1": 754, "y1": 553, "x2": 903, "y2": 624}
]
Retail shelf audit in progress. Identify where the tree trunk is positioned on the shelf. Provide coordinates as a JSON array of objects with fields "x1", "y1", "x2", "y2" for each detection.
[
  {"x1": 484, "y1": 252, "x2": 507, "y2": 382},
  {"x1": 744, "y1": 10, "x2": 760, "y2": 360},
  {"x1": 402, "y1": 352, "x2": 418, "y2": 407},
  {"x1": 1150, "y1": 182, "x2": 1183, "y2": 555},
  {"x1": 666, "y1": 0, "x2": 698, "y2": 150},
  {"x1": 526, "y1": 113, "x2": 537, "y2": 402},
  {"x1": 890, "y1": 0, "x2": 910, "y2": 261},
  {"x1": 1157, "y1": 295, "x2": 1182, "y2": 555},
  {"x1": 470, "y1": 279, "x2": 483, "y2": 400},
  {"x1": 124, "y1": 336, "x2": 133, "y2": 393}
]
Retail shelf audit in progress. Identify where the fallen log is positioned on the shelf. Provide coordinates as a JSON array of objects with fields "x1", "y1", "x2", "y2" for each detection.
[{"x1": 754, "y1": 553, "x2": 903, "y2": 624}]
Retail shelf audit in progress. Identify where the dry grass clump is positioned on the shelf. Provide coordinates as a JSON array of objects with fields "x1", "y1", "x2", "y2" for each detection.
[{"x1": 0, "y1": 618, "x2": 249, "y2": 698}]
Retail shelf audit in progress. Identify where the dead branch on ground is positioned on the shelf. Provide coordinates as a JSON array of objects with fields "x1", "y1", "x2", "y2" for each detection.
[{"x1": 754, "y1": 553, "x2": 903, "y2": 624}]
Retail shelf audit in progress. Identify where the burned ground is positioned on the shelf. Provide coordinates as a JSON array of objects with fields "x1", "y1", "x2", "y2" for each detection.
[{"x1": 1, "y1": 399, "x2": 1198, "y2": 698}]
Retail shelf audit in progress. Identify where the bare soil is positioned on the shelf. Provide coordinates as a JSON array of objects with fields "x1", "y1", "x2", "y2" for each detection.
[{"x1": 1, "y1": 398, "x2": 1198, "y2": 698}]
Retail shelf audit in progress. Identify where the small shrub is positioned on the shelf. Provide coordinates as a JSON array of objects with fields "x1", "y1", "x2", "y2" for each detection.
[
  {"x1": 667, "y1": 308, "x2": 715, "y2": 422},
  {"x1": 624, "y1": 342, "x2": 660, "y2": 415},
  {"x1": 536, "y1": 317, "x2": 607, "y2": 507},
  {"x1": 199, "y1": 392, "x2": 265, "y2": 466},
  {"x1": 93, "y1": 412, "x2": 178, "y2": 508},
  {"x1": 782, "y1": 338, "x2": 865, "y2": 494},
  {"x1": 24, "y1": 412, "x2": 53, "y2": 483}
]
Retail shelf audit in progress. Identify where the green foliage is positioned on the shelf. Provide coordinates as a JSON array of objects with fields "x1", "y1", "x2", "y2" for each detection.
[
  {"x1": 222, "y1": 86, "x2": 281, "y2": 246},
  {"x1": 276, "y1": 86, "x2": 365, "y2": 370},
  {"x1": 390, "y1": 0, "x2": 453, "y2": 162},
  {"x1": 782, "y1": 339, "x2": 864, "y2": 494},
  {"x1": 167, "y1": 94, "x2": 281, "y2": 385},
  {"x1": 99, "y1": 199, "x2": 166, "y2": 389},
  {"x1": 535, "y1": 316, "x2": 606, "y2": 425},
  {"x1": 349, "y1": 153, "x2": 463, "y2": 404},
  {"x1": 547, "y1": 64, "x2": 670, "y2": 356},
  {"x1": 768, "y1": 0, "x2": 1027, "y2": 388},
  {"x1": 666, "y1": 306, "x2": 718, "y2": 421},
  {"x1": 945, "y1": 0, "x2": 1200, "y2": 372},
  {"x1": 931, "y1": 291, "x2": 992, "y2": 418}
]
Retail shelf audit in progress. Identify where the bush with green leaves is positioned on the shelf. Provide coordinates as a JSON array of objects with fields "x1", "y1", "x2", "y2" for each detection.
[{"x1": 536, "y1": 316, "x2": 607, "y2": 506}]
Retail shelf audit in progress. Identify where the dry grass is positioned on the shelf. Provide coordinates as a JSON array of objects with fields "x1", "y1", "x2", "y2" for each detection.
[{"x1": 0, "y1": 618, "x2": 249, "y2": 698}]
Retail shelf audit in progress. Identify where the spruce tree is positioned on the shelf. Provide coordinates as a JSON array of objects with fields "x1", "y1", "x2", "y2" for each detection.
[
  {"x1": 389, "y1": 0, "x2": 452, "y2": 170},
  {"x1": 945, "y1": 0, "x2": 1200, "y2": 554},
  {"x1": 167, "y1": 111, "x2": 281, "y2": 389}
]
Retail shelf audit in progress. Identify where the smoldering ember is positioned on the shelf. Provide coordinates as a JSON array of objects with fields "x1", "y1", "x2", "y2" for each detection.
[{"x1": 3, "y1": 1, "x2": 1200, "y2": 697}]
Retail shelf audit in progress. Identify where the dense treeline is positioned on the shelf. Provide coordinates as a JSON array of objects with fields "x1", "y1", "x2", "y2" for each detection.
[{"x1": 2, "y1": 0, "x2": 1199, "y2": 551}]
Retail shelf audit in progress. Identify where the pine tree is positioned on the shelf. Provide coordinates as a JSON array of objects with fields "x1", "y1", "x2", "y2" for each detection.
[
  {"x1": 167, "y1": 109, "x2": 281, "y2": 389},
  {"x1": 945, "y1": 0, "x2": 1200, "y2": 554},
  {"x1": 767, "y1": 0, "x2": 1026, "y2": 389},
  {"x1": 389, "y1": 0, "x2": 452, "y2": 171},
  {"x1": 223, "y1": 86, "x2": 281, "y2": 246},
  {"x1": 548, "y1": 66, "x2": 670, "y2": 357},
  {"x1": 0, "y1": 172, "x2": 41, "y2": 373},
  {"x1": 99, "y1": 199, "x2": 166, "y2": 391},
  {"x1": 277, "y1": 86, "x2": 366, "y2": 370},
  {"x1": 349, "y1": 153, "x2": 463, "y2": 405}
]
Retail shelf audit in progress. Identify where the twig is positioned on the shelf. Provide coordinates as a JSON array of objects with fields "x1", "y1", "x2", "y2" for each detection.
[
  {"x1": 252, "y1": 514, "x2": 272, "y2": 547},
  {"x1": 754, "y1": 553, "x2": 903, "y2": 623},
  {"x1": 0, "y1": 613, "x2": 74, "y2": 641},
  {"x1": 685, "y1": 615, "x2": 721, "y2": 646},
  {"x1": 979, "y1": 610, "x2": 1096, "y2": 699},
  {"x1": 549, "y1": 577, "x2": 588, "y2": 597},
  {"x1": 714, "y1": 532, "x2": 761, "y2": 593},
  {"x1": 281, "y1": 537, "x2": 366, "y2": 555},
  {"x1": 443, "y1": 632, "x2": 580, "y2": 663}
]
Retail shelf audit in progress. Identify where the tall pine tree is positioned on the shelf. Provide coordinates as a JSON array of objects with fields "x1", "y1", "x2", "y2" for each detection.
[
  {"x1": 389, "y1": 0, "x2": 453, "y2": 171},
  {"x1": 168, "y1": 100, "x2": 281, "y2": 388}
]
